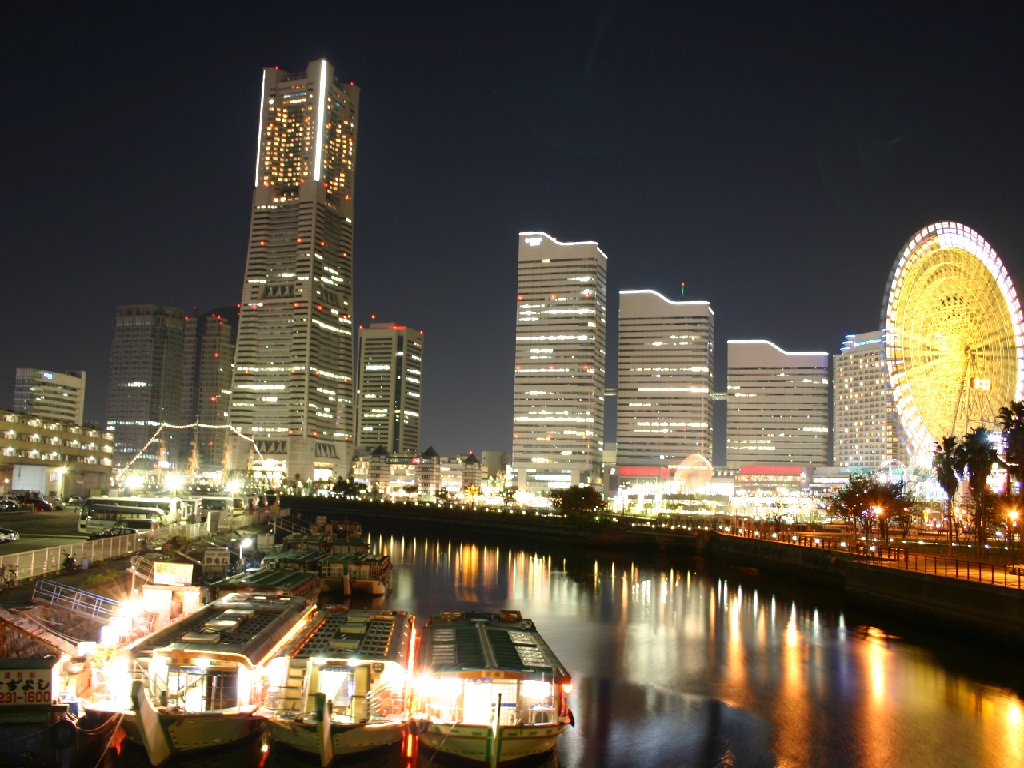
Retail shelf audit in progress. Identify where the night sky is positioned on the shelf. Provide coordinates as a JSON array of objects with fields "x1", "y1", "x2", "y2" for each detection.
[{"x1": 2, "y1": 2, "x2": 1022, "y2": 461}]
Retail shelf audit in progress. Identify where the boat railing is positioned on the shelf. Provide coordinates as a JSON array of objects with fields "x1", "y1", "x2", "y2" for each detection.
[
  {"x1": 365, "y1": 682, "x2": 405, "y2": 720},
  {"x1": 416, "y1": 703, "x2": 560, "y2": 728}
]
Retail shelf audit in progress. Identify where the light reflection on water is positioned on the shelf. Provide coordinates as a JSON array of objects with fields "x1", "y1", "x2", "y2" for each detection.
[
  {"x1": 380, "y1": 535, "x2": 1024, "y2": 768},
  {"x1": 112, "y1": 534, "x2": 1024, "y2": 768}
]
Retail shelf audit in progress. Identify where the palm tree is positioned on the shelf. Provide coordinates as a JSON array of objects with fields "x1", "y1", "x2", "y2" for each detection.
[
  {"x1": 998, "y1": 401, "x2": 1024, "y2": 495},
  {"x1": 955, "y1": 427, "x2": 1000, "y2": 553},
  {"x1": 933, "y1": 436, "x2": 960, "y2": 548}
]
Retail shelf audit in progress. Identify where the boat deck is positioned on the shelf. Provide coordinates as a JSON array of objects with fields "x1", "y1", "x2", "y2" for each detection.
[
  {"x1": 210, "y1": 568, "x2": 320, "y2": 598},
  {"x1": 416, "y1": 611, "x2": 568, "y2": 677},
  {"x1": 284, "y1": 609, "x2": 410, "y2": 664},
  {"x1": 130, "y1": 593, "x2": 312, "y2": 664}
]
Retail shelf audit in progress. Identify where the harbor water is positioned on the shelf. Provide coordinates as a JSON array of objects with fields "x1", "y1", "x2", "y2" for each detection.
[{"x1": 108, "y1": 532, "x2": 1024, "y2": 768}]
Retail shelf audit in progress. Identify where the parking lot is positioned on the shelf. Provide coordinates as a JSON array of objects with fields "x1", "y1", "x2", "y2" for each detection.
[{"x1": 0, "y1": 509, "x2": 87, "y2": 555}]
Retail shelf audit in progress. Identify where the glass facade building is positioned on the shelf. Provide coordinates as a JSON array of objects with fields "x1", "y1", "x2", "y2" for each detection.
[
  {"x1": 13, "y1": 368, "x2": 86, "y2": 425},
  {"x1": 356, "y1": 323, "x2": 424, "y2": 454},
  {"x1": 229, "y1": 59, "x2": 359, "y2": 483},
  {"x1": 616, "y1": 290, "x2": 714, "y2": 467},
  {"x1": 512, "y1": 232, "x2": 606, "y2": 491}
]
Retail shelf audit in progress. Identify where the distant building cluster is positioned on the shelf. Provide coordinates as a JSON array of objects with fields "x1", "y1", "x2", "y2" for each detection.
[{"x1": 13, "y1": 60, "x2": 1021, "y2": 512}]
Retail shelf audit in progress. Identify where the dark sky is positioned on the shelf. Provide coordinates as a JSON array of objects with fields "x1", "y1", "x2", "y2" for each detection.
[{"x1": 2, "y1": 1, "x2": 1023, "y2": 459}]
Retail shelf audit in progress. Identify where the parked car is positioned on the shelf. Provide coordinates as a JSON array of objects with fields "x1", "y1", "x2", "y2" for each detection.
[
  {"x1": 0, "y1": 499, "x2": 19, "y2": 512},
  {"x1": 25, "y1": 499, "x2": 54, "y2": 512},
  {"x1": 89, "y1": 525, "x2": 135, "y2": 540},
  {"x1": 42, "y1": 496, "x2": 64, "y2": 510},
  {"x1": 66, "y1": 496, "x2": 86, "y2": 507},
  {"x1": 0, "y1": 527, "x2": 18, "y2": 542}
]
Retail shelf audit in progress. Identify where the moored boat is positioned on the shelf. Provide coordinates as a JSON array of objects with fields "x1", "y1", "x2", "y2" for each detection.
[
  {"x1": 209, "y1": 567, "x2": 320, "y2": 600},
  {"x1": 319, "y1": 554, "x2": 393, "y2": 595},
  {"x1": 409, "y1": 610, "x2": 573, "y2": 766},
  {"x1": 260, "y1": 607, "x2": 414, "y2": 766},
  {"x1": 125, "y1": 592, "x2": 315, "y2": 766}
]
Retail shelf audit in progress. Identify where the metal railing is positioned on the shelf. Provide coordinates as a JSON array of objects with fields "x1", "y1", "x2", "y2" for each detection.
[
  {"x1": 0, "y1": 533, "x2": 141, "y2": 583},
  {"x1": 855, "y1": 548, "x2": 1024, "y2": 590}
]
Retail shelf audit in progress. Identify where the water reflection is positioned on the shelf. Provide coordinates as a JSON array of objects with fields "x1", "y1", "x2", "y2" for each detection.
[{"x1": 109, "y1": 534, "x2": 1024, "y2": 768}]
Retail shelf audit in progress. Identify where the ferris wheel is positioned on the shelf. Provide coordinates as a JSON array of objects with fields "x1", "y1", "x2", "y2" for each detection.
[{"x1": 882, "y1": 222, "x2": 1024, "y2": 461}]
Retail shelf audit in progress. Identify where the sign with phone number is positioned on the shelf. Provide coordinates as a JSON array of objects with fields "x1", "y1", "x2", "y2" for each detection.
[{"x1": 0, "y1": 668, "x2": 53, "y2": 706}]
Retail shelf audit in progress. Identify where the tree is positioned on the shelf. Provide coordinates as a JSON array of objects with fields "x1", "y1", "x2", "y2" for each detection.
[
  {"x1": 933, "y1": 436, "x2": 961, "y2": 547},
  {"x1": 889, "y1": 481, "x2": 923, "y2": 540},
  {"x1": 955, "y1": 427, "x2": 1000, "y2": 553},
  {"x1": 998, "y1": 401, "x2": 1024, "y2": 495},
  {"x1": 551, "y1": 485, "x2": 605, "y2": 523},
  {"x1": 827, "y1": 474, "x2": 892, "y2": 540}
]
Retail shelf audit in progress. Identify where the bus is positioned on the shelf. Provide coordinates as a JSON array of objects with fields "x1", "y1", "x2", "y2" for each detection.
[
  {"x1": 78, "y1": 496, "x2": 195, "y2": 533},
  {"x1": 78, "y1": 503, "x2": 166, "y2": 534}
]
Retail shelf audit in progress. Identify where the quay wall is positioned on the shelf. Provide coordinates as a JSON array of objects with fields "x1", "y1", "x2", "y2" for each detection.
[
  {"x1": 278, "y1": 497, "x2": 697, "y2": 555},
  {"x1": 845, "y1": 563, "x2": 1024, "y2": 647},
  {"x1": 695, "y1": 531, "x2": 849, "y2": 591}
]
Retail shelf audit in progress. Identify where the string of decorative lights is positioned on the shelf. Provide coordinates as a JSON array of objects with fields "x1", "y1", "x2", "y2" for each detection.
[{"x1": 115, "y1": 423, "x2": 264, "y2": 481}]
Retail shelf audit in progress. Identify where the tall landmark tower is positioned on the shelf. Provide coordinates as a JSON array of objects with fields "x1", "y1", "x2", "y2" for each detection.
[
  {"x1": 512, "y1": 232, "x2": 607, "y2": 492},
  {"x1": 229, "y1": 60, "x2": 359, "y2": 483}
]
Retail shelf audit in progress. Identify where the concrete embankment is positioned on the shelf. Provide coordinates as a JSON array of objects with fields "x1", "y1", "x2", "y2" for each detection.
[
  {"x1": 278, "y1": 497, "x2": 697, "y2": 555},
  {"x1": 697, "y1": 531, "x2": 1024, "y2": 648}
]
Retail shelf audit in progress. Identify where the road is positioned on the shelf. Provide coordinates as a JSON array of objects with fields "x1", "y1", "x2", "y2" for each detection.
[{"x1": 0, "y1": 509, "x2": 86, "y2": 555}]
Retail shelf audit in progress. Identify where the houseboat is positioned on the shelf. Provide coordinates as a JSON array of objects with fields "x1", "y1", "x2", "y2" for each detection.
[
  {"x1": 261, "y1": 608, "x2": 414, "y2": 765},
  {"x1": 125, "y1": 593, "x2": 314, "y2": 766},
  {"x1": 410, "y1": 610, "x2": 573, "y2": 766},
  {"x1": 209, "y1": 567, "x2": 321, "y2": 600},
  {"x1": 319, "y1": 554, "x2": 393, "y2": 596}
]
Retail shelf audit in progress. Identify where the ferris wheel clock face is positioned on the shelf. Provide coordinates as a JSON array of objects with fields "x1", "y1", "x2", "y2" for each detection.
[{"x1": 883, "y1": 222, "x2": 1024, "y2": 461}]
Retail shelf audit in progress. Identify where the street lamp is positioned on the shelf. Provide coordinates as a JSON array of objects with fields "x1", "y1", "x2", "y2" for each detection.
[
  {"x1": 1008, "y1": 510, "x2": 1019, "y2": 561},
  {"x1": 239, "y1": 537, "x2": 253, "y2": 571}
]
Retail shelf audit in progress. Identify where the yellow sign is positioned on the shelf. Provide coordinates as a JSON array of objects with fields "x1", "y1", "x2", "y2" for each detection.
[
  {"x1": 970, "y1": 377, "x2": 992, "y2": 391},
  {"x1": 153, "y1": 562, "x2": 194, "y2": 586}
]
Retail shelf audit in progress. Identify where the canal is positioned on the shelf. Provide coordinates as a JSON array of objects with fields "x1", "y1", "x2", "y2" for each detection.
[{"x1": 115, "y1": 532, "x2": 1024, "y2": 767}]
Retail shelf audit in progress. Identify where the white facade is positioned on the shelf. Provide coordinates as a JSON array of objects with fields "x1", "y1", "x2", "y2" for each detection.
[
  {"x1": 833, "y1": 331, "x2": 909, "y2": 469},
  {"x1": 726, "y1": 340, "x2": 829, "y2": 468},
  {"x1": 13, "y1": 369, "x2": 86, "y2": 425},
  {"x1": 616, "y1": 290, "x2": 714, "y2": 467},
  {"x1": 512, "y1": 232, "x2": 607, "y2": 491},
  {"x1": 230, "y1": 60, "x2": 359, "y2": 483},
  {"x1": 356, "y1": 324, "x2": 423, "y2": 453}
]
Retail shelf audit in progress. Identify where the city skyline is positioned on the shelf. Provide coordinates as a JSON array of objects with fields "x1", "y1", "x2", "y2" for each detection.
[{"x1": 3, "y1": 4, "x2": 1022, "y2": 457}]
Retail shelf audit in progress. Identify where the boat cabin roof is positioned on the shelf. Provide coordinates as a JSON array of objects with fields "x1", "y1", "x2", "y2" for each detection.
[
  {"x1": 130, "y1": 593, "x2": 311, "y2": 665},
  {"x1": 263, "y1": 550, "x2": 326, "y2": 567},
  {"x1": 415, "y1": 610, "x2": 569, "y2": 680},
  {"x1": 283, "y1": 533, "x2": 325, "y2": 547},
  {"x1": 282, "y1": 608, "x2": 411, "y2": 665},
  {"x1": 210, "y1": 567, "x2": 318, "y2": 595},
  {"x1": 320, "y1": 553, "x2": 390, "y2": 565}
]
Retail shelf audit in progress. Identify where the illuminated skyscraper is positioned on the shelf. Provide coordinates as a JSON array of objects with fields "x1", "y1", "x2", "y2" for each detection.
[
  {"x1": 726, "y1": 340, "x2": 829, "y2": 468},
  {"x1": 105, "y1": 305, "x2": 185, "y2": 468},
  {"x1": 229, "y1": 60, "x2": 359, "y2": 483},
  {"x1": 616, "y1": 290, "x2": 714, "y2": 467},
  {"x1": 833, "y1": 331, "x2": 909, "y2": 469},
  {"x1": 355, "y1": 323, "x2": 424, "y2": 453},
  {"x1": 512, "y1": 232, "x2": 607, "y2": 491}
]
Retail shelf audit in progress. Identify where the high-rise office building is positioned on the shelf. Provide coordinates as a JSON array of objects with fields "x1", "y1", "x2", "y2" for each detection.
[
  {"x1": 512, "y1": 232, "x2": 607, "y2": 491},
  {"x1": 229, "y1": 60, "x2": 359, "y2": 483},
  {"x1": 833, "y1": 330, "x2": 909, "y2": 469},
  {"x1": 13, "y1": 369, "x2": 86, "y2": 424},
  {"x1": 105, "y1": 305, "x2": 185, "y2": 468},
  {"x1": 616, "y1": 290, "x2": 714, "y2": 467},
  {"x1": 726, "y1": 340, "x2": 829, "y2": 468},
  {"x1": 180, "y1": 307, "x2": 240, "y2": 474},
  {"x1": 355, "y1": 323, "x2": 423, "y2": 453}
]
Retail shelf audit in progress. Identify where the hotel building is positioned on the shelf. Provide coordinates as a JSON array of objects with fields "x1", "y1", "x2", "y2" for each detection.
[
  {"x1": 726, "y1": 340, "x2": 829, "y2": 468},
  {"x1": 13, "y1": 368, "x2": 86, "y2": 425},
  {"x1": 833, "y1": 330, "x2": 908, "y2": 469},
  {"x1": 105, "y1": 305, "x2": 186, "y2": 468},
  {"x1": 229, "y1": 59, "x2": 359, "y2": 483},
  {"x1": 355, "y1": 323, "x2": 423, "y2": 453},
  {"x1": 616, "y1": 290, "x2": 714, "y2": 467},
  {"x1": 512, "y1": 232, "x2": 607, "y2": 491}
]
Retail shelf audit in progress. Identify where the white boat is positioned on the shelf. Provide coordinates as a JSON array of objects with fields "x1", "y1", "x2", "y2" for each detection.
[
  {"x1": 125, "y1": 592, "x2": 315, "y2": 766},
  {"x1": 319, "y1": 554, "x2": 392, "y2": 596},
  {"x1": 410, "y1": 610, "x2": 573, "y2": 766},
  {"x1": 261, "y1": 608, "x2": 414, "y2": 766}
]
